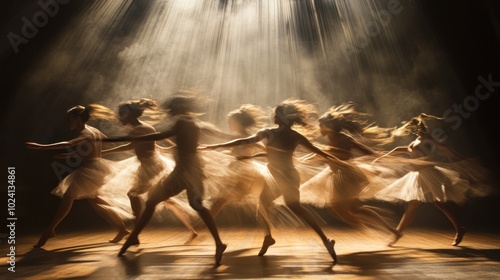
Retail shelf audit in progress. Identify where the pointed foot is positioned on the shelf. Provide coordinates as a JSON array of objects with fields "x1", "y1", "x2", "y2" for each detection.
[
  {"x1": 258, "y1": 235, "x2": 276, "y2": 256},
  {"x1": 452, "y1": 227, "x2": 466, "y2": 246},
  {"x1": 388, "y1": 230, "x2": 403, "y2": 247},
  {"x1": 33, "y1": 230, "x2": 55, "y2": 248},
  {"x1": 118, "y1": 236, "x2": 139, "y2": 256},
  {"x1": 324, "y1": 238, "x2": 337, "y2": 265},
  {"x1": 184, "y1": 231, "x2": 199, "y2": 244},
  {"x1": 215, "y1": 243, "x2": 227, "y2": 265}
]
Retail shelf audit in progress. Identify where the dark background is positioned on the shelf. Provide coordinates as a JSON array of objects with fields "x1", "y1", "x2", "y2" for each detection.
[{"x1": 1, "y1": 0, "x2": 499, "y2": 236}]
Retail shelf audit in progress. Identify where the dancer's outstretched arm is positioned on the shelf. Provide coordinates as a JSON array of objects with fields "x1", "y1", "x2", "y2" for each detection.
[
  {"x1": 347, "y1": 135, "x2": 378, "y2": 156},
  {"x1": 200, "y1": 129, "x2": 267, "y2": 150},
  {"x1": 102, "y1": 142, "x2": 134, "y2": 155},
  {"x1": 155, "y1": 143, "x2": 175, "y2": 151},
  {"x1": 103, "y1": 129, "x2": 176, "y2": 143},
  {"x1": 371, "y1": 146, "x2": 409, "y2": 164},
  {"x1": 26, "y1": 134, "x2": 89, "y2": 150},
  {"x1": 297, "y1": 134, "x2": 349, "y2": 169}
]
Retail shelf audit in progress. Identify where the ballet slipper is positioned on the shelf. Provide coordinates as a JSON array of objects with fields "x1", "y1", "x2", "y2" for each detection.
[
  {"x1": 184, "y1": 231, "x2": 199, "y2": 244},
  {"x1": 452, "y1": 227, "x2": 466, "y2": 246},
  {"x1": 258, "y1": 235, "x2": 276, "y2": 256},
  {"x1": 215, "y1": 243, "x2": 227, "y2": 265},
  {"x1": 109, "y1": 229, "x2": 131, "y2": 243},
  {"x1": 323, "y1": 238, "x2": 337, "y2": 264},
  {"x1": 33, "y1": 230, "x2": 55, "y2": 248},
  {"x1": 117, "y1": 235, "x2": 140, "y2": 256},
  {"x1": 388, "y1": 230, "x2": 403, "y2": 247}
]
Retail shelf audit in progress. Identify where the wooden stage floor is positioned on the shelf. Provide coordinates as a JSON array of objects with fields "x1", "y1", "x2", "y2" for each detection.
[{"x1": 2, "y1": 226, "x2": 499, "y2": 279}]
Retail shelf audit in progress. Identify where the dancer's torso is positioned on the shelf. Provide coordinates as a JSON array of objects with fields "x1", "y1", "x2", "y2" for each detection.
[
  {"x1": 131, "y1": 123, "x2": 157, "y2": 159},
  {"x1": 265, "y1": 128, "x2": 298, "y2": 170}
]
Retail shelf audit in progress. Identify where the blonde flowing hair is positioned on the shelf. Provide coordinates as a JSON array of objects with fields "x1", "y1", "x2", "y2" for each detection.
[
  {"x1": 319, "y1": 101, "x2": 395, "y2": 147},
  {"x1": 274, "y1": 98, "x2": 319, "y2": 138},
  {"x1": 117, "y1": 98, "x2": 165, "y2": 124},
  {"x1": 162, "y1": 90, "x2": 206, "y2": 117},
  {"x1": 84, "y1": 98, "x2": 165, "y2": 124},
  {"x1": 67, "y1": 104, "x2": 116, "y2": 122},
  {"x1": 228, "y1": 104, "x2": 268, "y2": 134},
  {"x1": 392, "y1": 113, "x2": 444, "y2": 137}
]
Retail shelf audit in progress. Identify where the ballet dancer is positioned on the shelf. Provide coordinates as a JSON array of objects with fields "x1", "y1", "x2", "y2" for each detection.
[
  {"x1": 200, "y1": 104, "x2": 282, "y2": 255},
  {"x1": 373, "y1": 113, "x2": 473, "y2": 246},
  {"x1": 201, "y1": 98, "x2": 341, "y2": 264},
  {"x1": 101, "y1": 98, "x2": 199, "y2": 243},
  {"x1": 299, "y1": 102, "x2": 401, "y2": 241},
  {"x1": 103, "y1": 93, "x2": 227, "y2": 265},
  {"x1": 26, "y1": 105, "x2": 130, "y2": 248},
  {"x1": 203, "y1": 105, "x2": 268, "y2": 214}
]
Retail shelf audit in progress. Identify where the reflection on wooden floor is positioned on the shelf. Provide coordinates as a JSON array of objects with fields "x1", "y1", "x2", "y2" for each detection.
[{"x1": 2, "y1": 226, "x2": 499, "y2": 279}]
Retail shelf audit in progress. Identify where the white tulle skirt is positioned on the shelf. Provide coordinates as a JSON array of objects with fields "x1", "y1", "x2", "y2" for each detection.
[
  {"x1": 200, "y1": 150, "x2": 273, "y2": 205},
  {"x1": 129, "y1": 153, "x2": 175, "y2": 196},
  {"x1": 373, "y1": 165, "x2": 472, "y2": 204},
  {"x1": 299, "y1": 163, "x2": 369, "y2": 207},
  {"x1": 51, "y1": 158, "x2": 115, "y2": 199},
  {"x1": 100, "y1": 152, "x2": 197, "y2": 221}
]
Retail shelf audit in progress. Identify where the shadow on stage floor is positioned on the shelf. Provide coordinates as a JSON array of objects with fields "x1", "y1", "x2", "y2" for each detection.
[{"x1": 2, "y1": 226, "x2": 499, "y2": 279}]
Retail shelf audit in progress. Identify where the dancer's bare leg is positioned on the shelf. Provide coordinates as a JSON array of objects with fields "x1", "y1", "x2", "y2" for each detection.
[
  {"x1": 118, "y1": 198, "x2": 160, "y2": 256},
  {"x1": 128, "y1": 191, "x2": 143, "y2": 222},
  {"x1": 434, "y1": 201, "x2": 465, "y2": 246},
  {"x1": 396, "y1": 201, "x2": 421, "y2": 232},
  {"x1": 257, "y1": 187, "x2": 276, "y2": 256},
  {"x1": 34, "y1": 195, "x2": 75, "y2": 248},
  {"x1": 163, "y1": 199, "x2": 198, "y2": 244},
  {"x1": 389, "y1": 200, "x2": 421, "y2": 246},
  {"x1": 187, "y1": 187, "x2": 226, "y2": 265},
  {"x1": 271, "y1": 167, "x2": 336, "y2": 263},
  {"x1": 89, "y1": 196, "x2": 130, "y2": 243},
  {"x1": 287, "y1": 201, "x2": 337, "y2": 263}
]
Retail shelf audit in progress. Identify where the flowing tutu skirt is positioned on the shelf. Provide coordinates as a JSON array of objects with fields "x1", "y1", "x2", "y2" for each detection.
[
  {"x1": 299, "y1": 162, "x2": 369, "y2": 207},
  {"x1": 51, "y1": 158, "x2": 115, "y2": 199},
  {"x1": 373, "y1": 165, "x2": 472, "y2": 204},
  {"x1": 99, "y1": 153, "x2": 178, "y2": 220},
  {"x1": 224, "y1": 159, "x2": 268, "y2": 201},
  {"x1": 200, "y1": 150, "x2": 281, "y2": 208},
  {"x1": 130, "y1": 153, "x2": 175, "y2": 196},
  {"x1": 441, "y1": 158, "x2": 495, "y2": 198}
]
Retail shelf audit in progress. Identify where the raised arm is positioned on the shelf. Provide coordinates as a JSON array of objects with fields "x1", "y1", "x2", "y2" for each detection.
[
  {"x1": 297, "y1": 134, "x2": 350, "y2": 168},
  {"x1": 26, "y1": 134, "x2": 89, "y2": 150},
  {"x1": 102, "y1": 142, "x2": 134, "y2": 155},
  {"x1": 371, "y1": 146, "x2": 409, "y2": 164},
  {"x1": 201, "y1": 129, "x2": 267, "y2": 150},
  {"x1": 103, "y1": 129, "x2": 176, "y2": 143},
  {"x1": 348, "y1": 136, "x2": 377, "y2": 156},
  {"x1": 155, "y1": 143, "x2": 175, "y2": 151}
]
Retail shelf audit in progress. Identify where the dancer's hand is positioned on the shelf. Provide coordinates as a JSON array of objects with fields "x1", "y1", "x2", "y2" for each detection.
[
  {"x1": 198, "y1": 144, "x2": 217, "y2": 151},
  {"x1": 26, "y1": 142, "x2": 44, "y2": 150}
]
